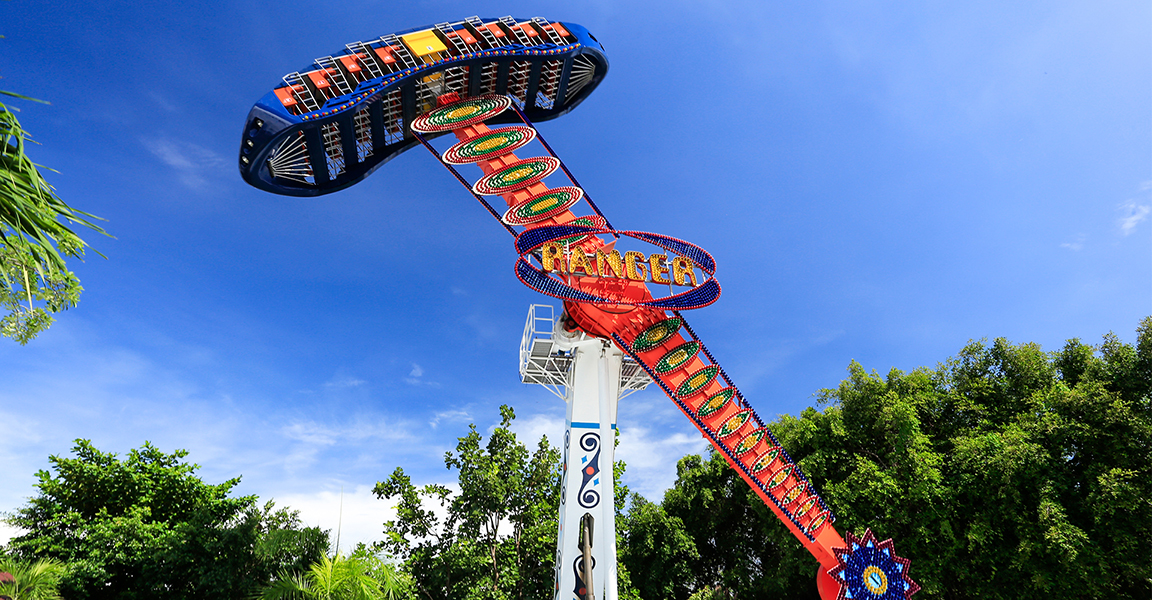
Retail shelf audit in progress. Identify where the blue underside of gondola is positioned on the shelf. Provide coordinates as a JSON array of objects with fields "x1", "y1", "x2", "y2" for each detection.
[{"x1": 238, "y1": 19, "x2": 608, "y2": 197}]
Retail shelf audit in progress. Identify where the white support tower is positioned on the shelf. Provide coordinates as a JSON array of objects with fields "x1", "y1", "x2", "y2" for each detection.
[{"x1": 519, "y1": 305, "x2": 651, "y2": 600}]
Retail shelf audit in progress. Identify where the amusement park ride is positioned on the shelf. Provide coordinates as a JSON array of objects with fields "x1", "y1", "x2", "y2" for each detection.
[{"x1": 239, "y1": 16, "x2": 920, "y2": 600}]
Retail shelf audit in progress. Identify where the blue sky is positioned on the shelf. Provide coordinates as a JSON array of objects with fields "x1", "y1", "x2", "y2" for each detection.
[{"x1": 1, "y1": 0, "x2": 1148, "y2": 551}]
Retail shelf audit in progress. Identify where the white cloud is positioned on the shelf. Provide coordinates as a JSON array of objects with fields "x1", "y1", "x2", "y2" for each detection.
[
  {"x1": 615, "y1": 422, "x2": 709, "y2": 502},
  {"x1": 510, "y1": 412, "x2": 565, "y2": 449},
  {"x1": 275, "y1": 478, "x2": 470, "y2": 553},
  {"x1": 273, "y1": 484, "x2": 395, "y2": 553},
  {"x1": 142, "y1": 139, "x2": 225, "y2": 190},
  {"x1": 404, "y1": 364, "x2": 440, "y2": 387},
  {"x1": 429, "y1": 409, "x2": 471, "y2": 429},
  {"x1": 324, "y1": 375, "x2": 366, "y2": 388},
  {"x1": 1060, "y1": 233, "x2": 1086, "y2": 251},
  {"x1": 282, "y1": 421, "x2": 340, "y2": 447},
  {"x1": 0, "y1": 522, "x2": 26, "y2": 547},
  {"x1": 1118, "y1": 200, "x2": 1150, "y2": 236}
]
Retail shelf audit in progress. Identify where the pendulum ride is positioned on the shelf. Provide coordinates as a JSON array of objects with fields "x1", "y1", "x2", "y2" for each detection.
[{"x1": 238, "y1": 16, "x2": 920, "y2": 600}]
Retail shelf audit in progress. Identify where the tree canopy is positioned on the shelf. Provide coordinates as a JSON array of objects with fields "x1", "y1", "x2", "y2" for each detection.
[
  {"x1": 373, "y1": 405, "x2": 564, "y2": 600},
  {"x1": 622, "y1": 318, "x2": 1152, "y2": 600},
  {"x1": 4, "y1": 440, "x2": 327, "y2": 600},
  {"x1": 5, "y1": 320, "x2": 1148, "y2": 600}
]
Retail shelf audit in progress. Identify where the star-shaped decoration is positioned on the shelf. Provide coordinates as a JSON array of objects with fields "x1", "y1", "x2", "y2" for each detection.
[{"x1": 828, "y1": 529, "x2": 920, "y2": 600}]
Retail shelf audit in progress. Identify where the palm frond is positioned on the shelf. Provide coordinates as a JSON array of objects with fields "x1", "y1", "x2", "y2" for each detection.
[
  {"x1": 0, "y1": 93, "x2": 109, "y2": 275},
  {"x1": 0, "y1": 557, "x2": 67, "y2": 600}
]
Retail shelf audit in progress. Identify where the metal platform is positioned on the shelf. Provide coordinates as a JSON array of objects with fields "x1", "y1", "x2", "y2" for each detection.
[{"x1": 519, "y1": 304, "x2": 651, "y2": 400}]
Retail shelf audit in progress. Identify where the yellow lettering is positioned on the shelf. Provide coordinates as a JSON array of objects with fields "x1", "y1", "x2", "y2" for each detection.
[
  {"x1": 540, "y1": 242, "x2": 566, "y2": 272},
  {"x1": 649, "y1": 253, "x2": 670, "y2": 284},
  {"x1": 625, "y1": 251, "x2": 648, "y2": 281},
  {"x1": 595, "y1": 249, "x2": 626, "y2": 278},
  {"x1": 568, "y1": 249, "x2": 593, "y2": 276},
  {"x1": 672, "y1": 256, "x2": 698, "y2": 286}
]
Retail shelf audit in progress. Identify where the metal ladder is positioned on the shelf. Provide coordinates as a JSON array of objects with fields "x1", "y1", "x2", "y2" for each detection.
[
  {"x1": 344, "y1": 41, "x2": 385, "y2": 79},
  {"x1": 381, "y1": 34, "x2": 418, "y2": 68},
  {"x1": 281, "y1": 73, "x2": 321, "y2": 112},
  {"x1": 466, "y1": 16, "x2": 505, "y2": 49},
  {"x1": 532, "y1": 17, "x2": 566, "y2": 45},
  {"x1": 500, "y1": 16, "x2": 539, "y2": 46},
  {"x1": 314, "y1": 56, "x2": 355, "y2": 95},
  {"x1": 435, "y1": 22, "x2": 470, "y2": 55}
]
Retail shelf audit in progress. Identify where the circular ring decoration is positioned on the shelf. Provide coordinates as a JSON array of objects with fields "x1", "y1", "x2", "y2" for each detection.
[
  {"x1": 697, "y1": 388, "x2": 734, "y2": 418},
  {"x1": 654, "y1": 341, "x2": 700, "y2": 374},
  {"x1": 828, "y1": 529, "x2": 920, "y2": 600},
  {"x1": 473, "y1": 157, "x2": 561, "y2": 195},
  {"x1": 514, "y1": 225, "x2": 721, "y2": 311},
  {"x1": 677, "y1": 365, "x2": 719, "y2": 398},
  {"x1": 443, "y1": 126, "x2": 537, "y2": 164},
  {"x1": 631, "y1": 317, "x2": 682, "y2": 352},
  {"x1": 411, "y1": 95, "x2": 512, "y2": 133},
  {"x1": 863, "y1": 566, "x2": 888, "y2": 595},
  {"x1": 503, "y1": 186, "x2": 584, "y2": 225}
]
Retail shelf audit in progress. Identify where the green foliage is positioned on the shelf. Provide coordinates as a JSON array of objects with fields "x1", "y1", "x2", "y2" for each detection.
[
  {"x1": 257, "y1": 551, "x2": 414, "y2": 600},
  {"x1": 4, "y1": 440, "x2": 327, "y2": 600},
  {"x1": 685, "y1": 586, "x2": 735, "y2": 600},
  {"x1": 0, "y1": 556, "x2": 66, "y2": 600},
  {"x1": 0, "y1": 91, "x2": 108, "y2": 344},
  {"x1": 618, "y1": 495, "x2": 698, "y2": 600},
  {"x1": 373, "y1": 405, "x2": 561, "y2": 600},
  {"x1": 636, "y1": 318, "x2": 1152, "y2": 600}
]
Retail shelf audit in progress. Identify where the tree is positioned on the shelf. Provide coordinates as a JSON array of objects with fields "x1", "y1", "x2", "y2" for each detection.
[
  {"x1": 629, "y1": 318, "x2": 1152, "y2": 600},
  {"x1": 0, "y1": 90, "x2": 108, "y2": 344},
  {"x1": 618, "y1": 495, "x2": 699, "y2": 600},
  {"x1": 3, "y1": 440, "x2": 327, "y2": 600},
  {"x1": 0, "y1": 556, "x2": 66, "y2": 600},
  {"x1": 373, "y1": 405, "x2": 562, "y2": 600}
]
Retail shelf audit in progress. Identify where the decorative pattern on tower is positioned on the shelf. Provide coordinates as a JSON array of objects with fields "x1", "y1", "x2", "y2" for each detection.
[{"x1": 828, "y1": 529, "x2": 920, "y2": 600}]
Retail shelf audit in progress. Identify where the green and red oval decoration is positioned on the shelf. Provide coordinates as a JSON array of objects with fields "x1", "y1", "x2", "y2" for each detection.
[
  {"x1": 677, "y1": 365, "x2": 719, "y2": 398},
  {"x1": 794, "y1": 496, "x2": 818, "y2": 517},
  {"x1": 780, "y1": 482, "x2": 805, "y2": 506},
  {"x1": 716, "y1": 409, "x2": 751, "y2": 439},
  {"x1": 631, "y1": 318, "x2": 682, "y2": 352},
  {"x1": 733, "y1": 428, "x2": 765, "y2": 457},
  {"x1": 766, "y1": 464, "x2": 794, "y2": 490},
  {"x1": 443, "y1": 126, "x2": 537, "y2": 164},
  {"x1": 502, "y1": 187, "x2": 584, "y2": 225},
  {"x1": 411, "y1": 95, "x2": 512, "y2": 133},
  {"x1": 473, "y1": 157, "x2": 561, "y2": 195},
  {"x1": 654, "y1": 341, "x2": 700, "y2": 374},
  {"x1": 806, "y1": 511, "x2": 831, "y2": 535},
  {"x1": 697, "y1": 388, "x2": 733, "y2": 417},
  {"x1": 751, "y1": 446, "x2": 783, "y2": 473}
]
